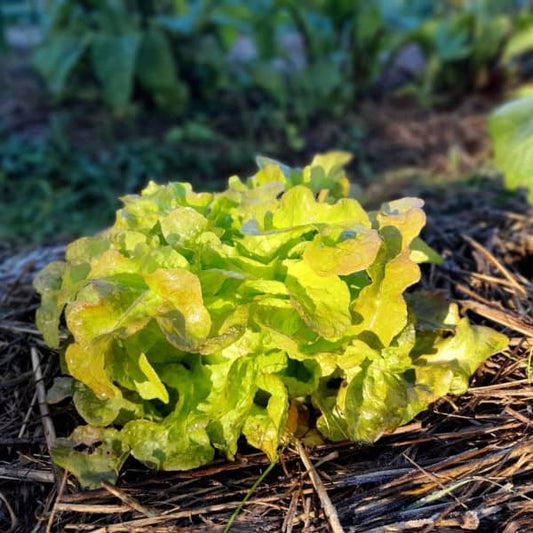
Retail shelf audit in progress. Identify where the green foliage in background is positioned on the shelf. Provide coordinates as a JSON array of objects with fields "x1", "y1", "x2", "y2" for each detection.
[
  {"x1": 35, "y1": 153, "x2": 507, "y2": 487},
  {"x1": 5, "y1": 0, "x2": 533, "y2": 247},
  {"x1": 34, "y1": 0, "x2": 398, "y2": 118},
  {"x1": 0, "y1": 123, "x2": 250, "y2": 243},
  {"x1": 489, "y1": 4, "x2": 533, "y2": 205},
  {"x1": 34, "y1": 0, "x2": 188, "y2": 112},
  {"x1": 33, "y1": 0, "x2": 533, "y2": 117},
  {"x1": 489, "y1": 95, "x2": 533, "y2": 203},
  {"x1": 406, "y1": 8, "x2": 510, "y2": 103}
]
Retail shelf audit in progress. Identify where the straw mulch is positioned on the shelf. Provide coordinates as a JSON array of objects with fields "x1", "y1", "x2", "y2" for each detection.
[{"x1": 0, "y1": 177, "x2": 531, "y2": 533}]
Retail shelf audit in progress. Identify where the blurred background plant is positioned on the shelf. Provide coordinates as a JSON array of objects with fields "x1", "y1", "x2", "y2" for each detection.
[{"x1": 1, "y1": 0, "x2": 533, "y2": 243}]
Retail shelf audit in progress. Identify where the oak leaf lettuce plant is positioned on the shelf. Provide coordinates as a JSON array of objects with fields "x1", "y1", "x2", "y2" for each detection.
[{"x1": 35, "y1": 152, "x2": 507, "y2": 487}]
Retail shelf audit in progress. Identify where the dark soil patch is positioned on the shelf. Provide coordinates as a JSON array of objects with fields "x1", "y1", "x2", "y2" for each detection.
[
  {"x1": 0, "y1": 49, "x2": 49, "y2": 140},
  {"x1": 361, "y1": 96, "x2": 496, "y2": 176}
]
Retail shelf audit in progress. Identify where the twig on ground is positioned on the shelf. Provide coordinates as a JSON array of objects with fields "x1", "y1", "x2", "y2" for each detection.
[
  {"x1": 0, "y1": 370, "x2": 33, "y2": 388},
  {"x1": 46, "y1": 469, "x2": 68, "y2": 533},
  {"x1": 281, "y1": 489, "x2": 300, "y2": 533},
  {"x1": 401, "y1": 452, "x2": 468, "y2": 510},
  {"x1": 55, "y1": 504, "x2": 132, "y2": 515},
  {"x1": 296, "y1": 440, "x2": 344, "y2": 533},
  {"x1": 0, "y1": 466, "x2": 55, "y2": 484},
  {"x1": 462, "y1": 235, "x2": 527, "y2": 297},
  {"x1": 358, "y1": 509, "x2": 480, "y2": 533},
  {"x1": 460, "y1": 300, "x2": 533, "y2": 338},
  {"x1": 17, "y1": 389, "x2": 38, "y2": 438},
  {"x1": 30, "y1": 346, "x2": 62, "y2": 488},
  {"x1": 68, "y1": 493, "x2": 302, "y2": 532},
  {"x1": 101, "y1": 482, "x2": 158, "y2": 518},
  {"x1": 0, "y1": 491, "x2": 17, "y2": 532}
]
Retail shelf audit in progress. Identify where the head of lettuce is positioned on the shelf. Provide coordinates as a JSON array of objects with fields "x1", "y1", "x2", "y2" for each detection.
[{"x1": 34, "y1": 152, "x2": 507, "y2": 488}]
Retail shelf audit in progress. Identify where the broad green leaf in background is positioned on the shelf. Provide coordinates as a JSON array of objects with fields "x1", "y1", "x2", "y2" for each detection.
[
  {"x1": 489, "y1": 96, "x2": 533, "y2": 203},
  {"x1": 503, "y1": 20, "x2": 533, "y2": 61},
  {"x1": 34, "y1": 33, "x2": 91, "y2": 93},
  {"x1": 434, "y1": 20, "x2": 470, "y2": 61},
  {"x1": 90, "y1": 31, "x2": 142, "y2": 111},
  {"x1": 136, "y1": 28, "x2": 187, "y2": 110}
]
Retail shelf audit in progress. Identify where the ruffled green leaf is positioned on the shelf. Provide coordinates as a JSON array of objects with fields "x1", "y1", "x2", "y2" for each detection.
[
  {"x1": 121, "y1": 417, "x2": 213, "y2": 470},
  {"x1": 414, "y1": 317, "x2": 508, "y2": 395},
  {"x1": 110, "y1": 350, "x2": 170, "y2": 403},
  {"x1": 305, "y1": 151, "x2": 352, "y2": 198},
  {"x1": 272, "y1": 186, "x2": 370, "y2": 229},
  {"x1": 335, "y1": 303, "x2": 507, "y2": 443},
  {"x1": 52, "y1": 426, "x2": 129, "y2": 489},
  {"x1": 65, "y1": 339, "x2": 119, "y2": 400},
  {"x1": 143, "y1": 268, "x2": 211, "y2": 350},
  {"x1": 66, "y1": 236, "x2": 111, "y2": 264},
  {"x1": 238, "y1": 280, "x2": 289, "y2": 299},
  {"x1": 303, "y1": 228, "x2": 381, "y2": 277},
  {"x1": 33, "y1": 153, "x2": 507, "y2": 486},
  {"x1": 235, "y1": 226, "x2": 312, "y2": 262},
  {"x1": 72, "y1": 382, "x2": 146, "y2": 427},
  {"x1": 33, "y1": 261, "x2": 66, "y2": 348},
  {"x1": 313, "y1": 373, "x2": 350, "y2": 442},
  {"x1": 65, "y1": 274, "x2": 150, "y2": 344},
  {"x1": 206, "y1": 356, "x2": 257, "y2": 459},
  {"x1": 285, "y1": 260, "x2": 352, "y2": 339},
  {"x1": 73, "y1": 383, "x2": 122, "y2": 426},
  {"x1": 122, "y1": 359, "x2": 213, "y2": 470},
  {"x1": 351, "y1": 199, "x2": 425, "y2": 346},
  {"x1": 409, "y1": 237, "x2": 443, "y2": 265},
  {"x1": 46, "y1": 376, "x2": 74, "y2": 404},
  {"x1": 243, "y1": 373, "x2": 288, "y2": 460},
  {"x1": 160, "y1": 207, "x2": 209, "y2": 249}
]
